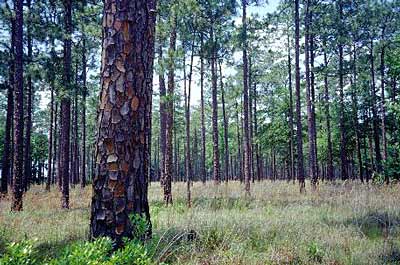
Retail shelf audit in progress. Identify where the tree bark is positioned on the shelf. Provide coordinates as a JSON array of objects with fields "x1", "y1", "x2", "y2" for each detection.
[
  {"x1": 11, "y1": 0, "x2": 24, "y2": 211},
  {"x1": 369, "y1": 39, "x2": 382, "y2": 173},
  {"x1": 242, "y1": 0, "x2": 251, "y2": 195},
  {"x1": 157, "y1": 34, "x2": 166, "y2": 188},
  {"x1": 287, "y1": 33, "x2": 295, "y2": 184},
  {"x1": 200, "y1": 33, "x2": 206, "y2": 184},
  {"x1": 380, "y1": 33, "x2": 388, "y2": 183},
  {"x1": 351, "y1": 43, "x2": 363, "y2": 182},
  {"x1": 24, "y1": 0, "x2": 33, "y2": 192},
  {"x1": 46, "y1": 74, "x2": 55, "y2": 191},
  {"x1": 81, "y1": 31, "x2": 87, "y2": 188},
  {"x1": 220, "y1": 62, "x2": 229, "y2": 183},
  {"x1": 1, "y1": 17, "x2": 14, "y2": 195},
  {"x1": 294, "y1": 0, "x2": 305, "y2": 192},
  {"x1": 60, "y1": 0, "x2": 72, "y2": 209},
  {"x1": 164, "y1": 16, "x2": 177, "y2": 205},
  {"x1": 338, "y1": 0, "x2": 347, "y2": 180},
  {"x1": 323, "y1": 41, "x2": 334, "y2": 181},
  {"x1": 90, "y1": 0, "x2": 156, "y2": 246}
]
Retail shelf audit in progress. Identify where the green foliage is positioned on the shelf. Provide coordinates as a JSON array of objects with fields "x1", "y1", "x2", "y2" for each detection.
[
  {"x1": 0, "y1": 240, "x2": 37, "y2": 265},
  {"x1": 0, "y1": 237, "x2": 152, "y2": 265},
  {"x1": 307, "y1": 241, "x2": 325, "y2": 263},
  {"x1": 129, "y1": 214, "x2": 150, "y2": 240}
]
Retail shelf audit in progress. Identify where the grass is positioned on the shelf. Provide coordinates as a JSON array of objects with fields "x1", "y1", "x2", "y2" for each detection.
[{"x1": 0, "y1": 181, "x2": 399, "y2": 264}]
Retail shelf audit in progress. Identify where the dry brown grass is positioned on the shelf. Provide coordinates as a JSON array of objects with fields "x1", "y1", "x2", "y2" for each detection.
[{"x1": 0, "y1": 181, "x2": 399, "y2": 264}]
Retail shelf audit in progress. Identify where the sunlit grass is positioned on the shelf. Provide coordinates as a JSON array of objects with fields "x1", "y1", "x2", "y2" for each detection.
[{"x1": 1, "y1": 181, "x2": 399, "y2": 264}]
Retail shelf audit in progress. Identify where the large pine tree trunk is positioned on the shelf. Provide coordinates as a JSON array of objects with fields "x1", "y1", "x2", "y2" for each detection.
[
  {"x1": 60, "y1": 0, "x2": 72, "y2": 209},
  {"x1": 242, "y1": 0, "x2": 251, "y2": 195},
  {"x1": 90, "y1": 0, "x2": 156, "y2": 246},
  {"x1": 164, "y1": 16, "x2": 176, "y2": 205},
  {"x1": 294, "y1": 0, "x2": 305, "y2": 192},
  {"x1": 1, "y1": 17, "x2": 14, "y2": 195},
  {"x1": 287, "y1": 33, "x2": 295, "y2": 184},
  {"x1": 11, "y1": 0, "x2": 24, "y2": 211}
]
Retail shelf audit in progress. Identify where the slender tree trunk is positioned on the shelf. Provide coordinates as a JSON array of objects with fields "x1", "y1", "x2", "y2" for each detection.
[
  {"x1": 253, "y1": 82, "x2": 261, "y2": 182},
  {"x1": 46, "y1": 78, "x2": 55, "y2": 191},
  {"x1": 60, "y1": 0, "x2": 72, "y2": 209},
  {"x1": 323, "y1": 41, "x2": 334, "y2": 181},
  {"x1": 338, "y1": 0, "x2": 347, "y2": 180},
  {"x1": 351, "y1": 43, "x2": 364, "y2": 182},
  {"x1": 164, "y1": 16, "x2": 177, "y2": 205},
  {"x1": 295, "y1": 0, "x2": 305, "y2": 192},
  {"x1": 185, "y1": 37, "x2": 195, "y2": 207},
  {"x1": 158, "y1": 35, "x2": 166, "y2": 187},
  {"x1": 220, "y1": 62, "x2": 229, "y2": 183},
  {"x1": 200, "y1": 34, "x2": 206, "y2": 184},
  {"x1": 81, "y1": 33, "x2": 87, "y2": 188},
  {"x1": 11, "y1": 0, "x2": 24, "y2": 211},
  {"x1": 211, "y1": 28, "x2": 221, "y2": 185},
  {"x1": 380, "y1": 36, "x2": 388, "y2": 183},
  {"x1": 287, "y1": 33, "x2": 295, "y2": 184},
  {"x1": 1, "y1": 18, "x2": 14, "y2": 195},
  {"x1": 304, "y1": 0, "x2": 318, "y2": 189},
  {"x1": 242, "y1": 0, "x2": 251, "y2": 195},
  {"x1": 24, "y1": 0, "x2": 33, "y2": 191},
  {"x1": 236, "y1": 101, "x2": 242, "y2": 182},
  {"x1": 90, "y1": 0, "x2": 156, "y2": 246},
  {"x1": 369, "y1": 39, "x2": 382, "y2": 173}
]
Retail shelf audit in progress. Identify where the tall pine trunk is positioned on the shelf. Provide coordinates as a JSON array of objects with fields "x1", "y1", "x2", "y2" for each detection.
[
  {"x1": 242, "y1": 0, "x2": 251, "y2": 195},
  {"x1": 220, "y1": 62, "x2": 229, "y2": 183},
  {"x1": 60, "y1": 0, "x2": 72, "y2": 208},
  {"x1": 200, "y1": 34, "x2": 206, "y2": 184},
  {"x1": 90, "y1": 0, "x2": 156, "y2": 246},
  {"x1": 294, "y1": 0, "x2": 305, "y2": 192},
  {"x1": 11, "y1": 0, "x2": 24, "y2": 211},
  {"x1": 164, "y1": 16, "x2": 177, "y2": 205},
  {"x1": 1, "y1": 17, "x2": 14, "y2": 195}
]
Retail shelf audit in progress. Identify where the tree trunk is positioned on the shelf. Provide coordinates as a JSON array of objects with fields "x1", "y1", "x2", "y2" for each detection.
[
  {"x1": 211, "y1": 28, "x2": 221, "y2": 185},
  {"x1": 323, "y1": 41, "x2": 334, "y2": 181},
  {"x1": 220, "y1": 62, "x2": 229, "y2": 183},
  {"x1": 158, "y1": 34, "x2": 166, "y2": 188},
  {"x1": 164, "y1": 16, "x2": 177, "y2": 205},
  {"x1": 380, "y1": 36, "x2": 388, "y2": 183},
  {"x1": 200, "y1": 33, "x2": 206, "y2": 184},
  {"x1": 338, "y1": 0, "x2": 347, "y2": 180},
  {"x1": 236, "y1": 101, "x2": 242, "y2": 182},
  {"x1": 81, "y1": 32, "x2": 87, "y2": 188},
  {"x1": 369, "y1": 39, "x2": 382, "y2": 173},
  {"x1": 11, "y1": 0, "x2": 24, "y2": 211},
  {"x1": 351, "y1": 43, "x2": 363, "y2": 182},
  {"x1": 304, "y1": 0, "x2": 318, "y2": 189},
  {"x1": 60, "y1": 0, "x2": 72, "y2": 209},
  {"x1": 294, "y1": 0, "x2": 305, "y2": 192},
  {"x1": 24, "y1": 0, "x2": 33, "y2": 192},
  {"x1": 90, "y1": 0, "x2": 156, "y2": 246},
  {"x1": 242, "y1": 0, "x2": 251, "y2": 195},
  {"x1": 1, "y1": 17, "x2": 14, "y2": 195},
  {"x1": 46, "y1": 76, "x2": 55, "y2": 191},
  {"x1": 185, "y1": 38, "x2": 195, "y2": 207},
  {"x1": 287, "y1": 33, "x2": 295, "y2": 184}
]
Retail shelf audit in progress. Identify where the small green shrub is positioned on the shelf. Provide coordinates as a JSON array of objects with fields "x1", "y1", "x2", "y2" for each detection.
[
  {"x1": 307, "y1": 241, "x2": 324, "y2": 263},
  {"x1": 108, "y1": 239, "x2": 151, "y2": 265},
  {"x1": 50, "y1": 237, "x2": 113, "y2": 265},
  {"x1": 0, "y1": 240, "x2": 37, "y2": 265}
]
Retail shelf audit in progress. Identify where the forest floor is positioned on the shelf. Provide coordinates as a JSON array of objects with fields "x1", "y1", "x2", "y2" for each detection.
[{"x1": 0, "y1": 181, "x2": 399, "y2": 264}]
